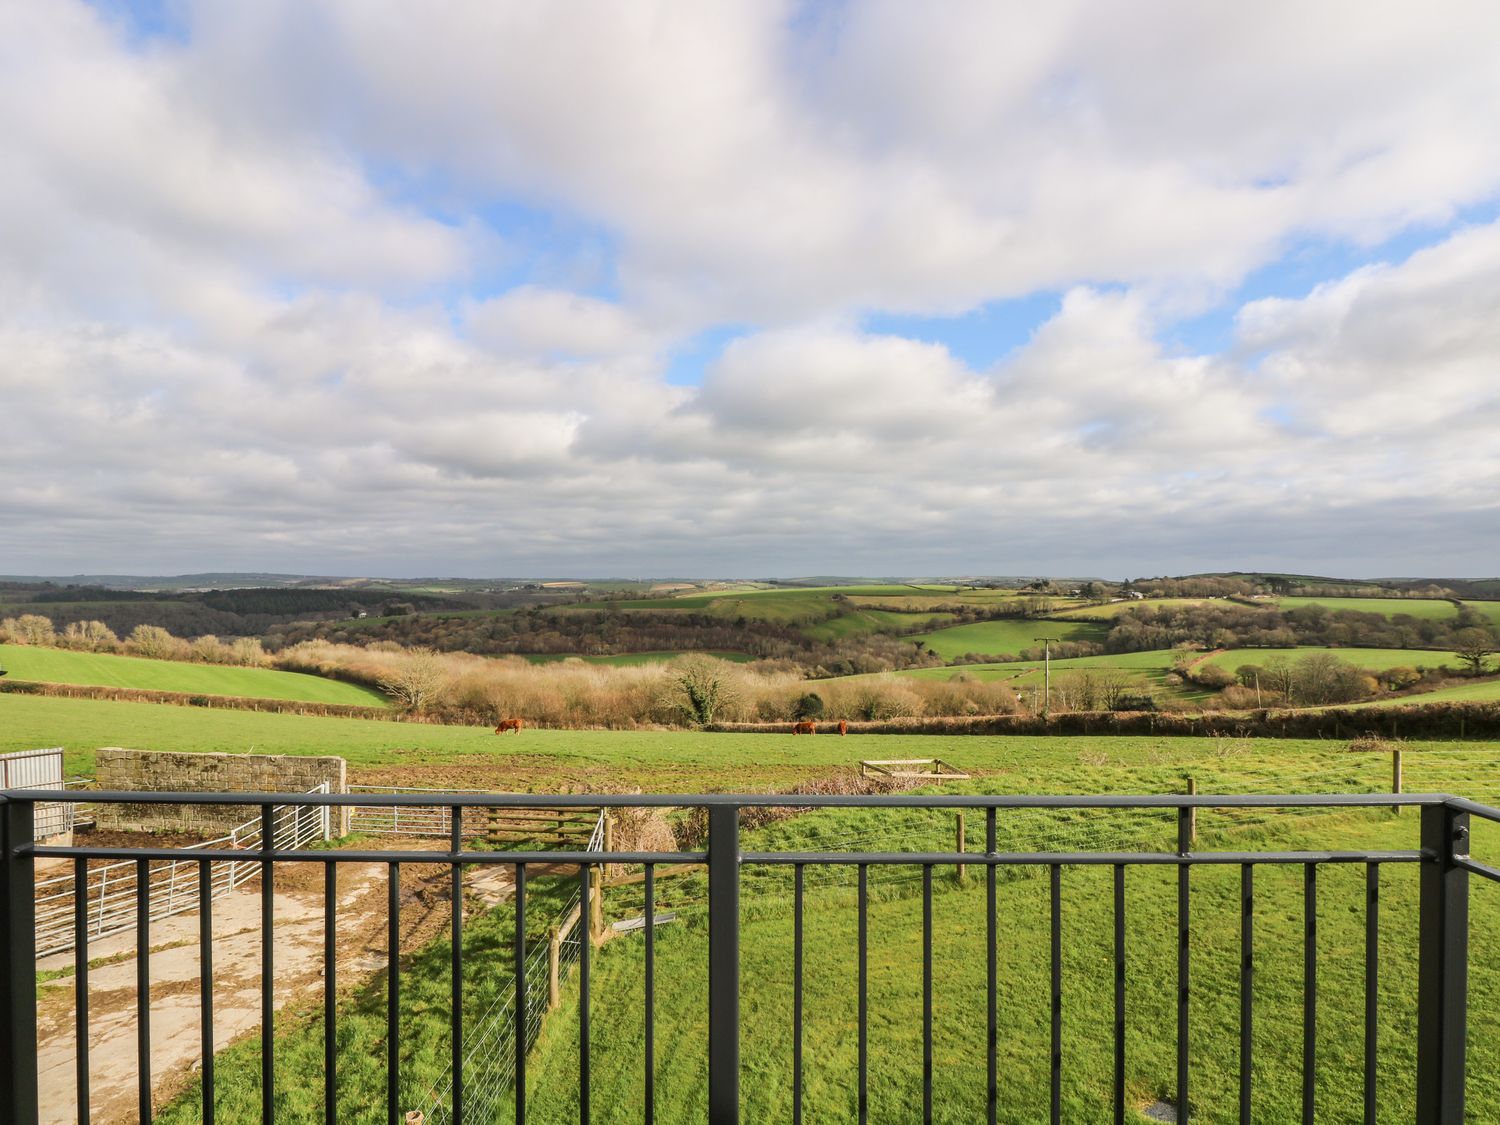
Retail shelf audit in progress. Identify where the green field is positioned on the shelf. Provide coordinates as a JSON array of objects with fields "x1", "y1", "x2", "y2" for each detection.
[
  {"x1": 148, "y1": 736, "x2": 1500, "y2": 1124},
  {"x1": 913, "y1": 618, "x2": 1107, "y2": 660},
  {"x1": 14, "y1": 678, "x2": 1500, "y2": 1122},
  {"x1": 1463, "y1": 601, "x2": 1500, "y2": 627},
  {"x1": 1274, "y1": 596, "x2": 1459, "y2": 620},
  {"x1": 0, "y1": 645, "x2": 386, "y2": 707},
  {"x1": 888, "y1": 649, "x2": 1176, "y2": 684},
  {"x1": 1348, "y1": 678, "x2": 1500, "y2": 708},
  {"x1": 8, "y1": 690, "x2": 1492, "y2": 787},
  {"x1": 1200, "y1": 646, "x2": 1460, "y2": 674},
  {"x1": 802, "y1": 608, "x2": 955, "y2": 641},
  {"x1": 1047, "y1": 597, "x2": 1212, "y2": 619}
]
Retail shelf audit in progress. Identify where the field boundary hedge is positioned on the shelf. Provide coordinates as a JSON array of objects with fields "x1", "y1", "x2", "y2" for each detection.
[{"x1": 709, "y1": 701, "x2": 1500, "y2": 740}]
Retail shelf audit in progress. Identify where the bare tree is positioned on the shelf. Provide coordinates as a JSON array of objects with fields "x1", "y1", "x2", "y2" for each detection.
[
  {"x1": 126, "y1": 624, "x2": 179, "y2": 659},
  {"x1": 14, "y1": 614, "x2": 55, "y2": 646},
  {"x1": 376, "y1": 648, "x2": 451, "y2": 712},
  {"x1": 1453, "y1": 628, "x2": 1497, "y2": 677}
]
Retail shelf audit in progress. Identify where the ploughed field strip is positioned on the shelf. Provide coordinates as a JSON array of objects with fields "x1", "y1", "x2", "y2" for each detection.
[{"x1": 9, "y1": 786, "x2": 1500, "y2": 1124}]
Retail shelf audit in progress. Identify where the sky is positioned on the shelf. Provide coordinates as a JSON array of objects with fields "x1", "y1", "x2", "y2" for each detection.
[{"x1": 2, "y1": 1, "x2": 1499, "y2": 579}]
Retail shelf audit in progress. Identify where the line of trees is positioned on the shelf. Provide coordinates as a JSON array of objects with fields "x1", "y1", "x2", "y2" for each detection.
[{"x1": 0, "y1": 614, "x2": 268, "y2": 666}]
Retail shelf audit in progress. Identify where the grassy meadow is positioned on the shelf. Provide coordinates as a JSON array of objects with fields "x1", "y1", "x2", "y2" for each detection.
[
  {"x1": 0, "y1": 643, "x2": 386, "y2": 707},
  {"x1": 13, "y1": 668, "x2": 1500, "y2": 1122},
  {"x1": 138, "y1": 736, "x2": 1500, "y2": 1124},
  {"x1": 1198, "y1": 646, "x2": 1461, "y2": 674},
  {"x1": 1272, "y1": 596, "x2": 1461, "y2": 620},
  {"x1": 913, "y1": 618, "x2": 1107, "y2": 659}
]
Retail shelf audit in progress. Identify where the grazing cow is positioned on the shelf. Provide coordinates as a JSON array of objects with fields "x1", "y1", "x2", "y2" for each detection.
[
  {"x1": 838, "y1": 720, "x2": 848, "y2": 736},
  {"x1": 494, "y1": 718, "x2": 524, "y2": 735},
  {"x1": 791, "y1": 720, "x2": 817, "y2": 735}
]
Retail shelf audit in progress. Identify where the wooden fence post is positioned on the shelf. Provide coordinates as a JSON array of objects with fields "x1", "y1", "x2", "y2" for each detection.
[
  {"x1": 1393, "y1": 748, "x2": 1404, "y2": 815},
  {"x1": 955, "y1": 811, "x2": 967, "y2": 887},
  {"x1": 590, "y1": 866, "x2": 604, "y2": 945},
  {"x1": 548, "y1": 927, "x2": 561, "y2": 1009},
  {"x1": 1187, "y1": 777, "x2": 1198, "y2": 845}
]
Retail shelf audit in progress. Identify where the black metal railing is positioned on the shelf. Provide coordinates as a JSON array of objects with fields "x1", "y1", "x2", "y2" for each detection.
[{"x1": 2, "y1": 788, "x2": 1497, "y2": 1124}]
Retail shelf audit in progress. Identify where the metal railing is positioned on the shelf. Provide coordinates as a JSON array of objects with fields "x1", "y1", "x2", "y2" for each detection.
[
  {"x1": 0, "y1": 788, "x2": 1494, "y2": 1124},
  {"x1": 30, "y1": 785, "x2": 332, "y2": 958}
]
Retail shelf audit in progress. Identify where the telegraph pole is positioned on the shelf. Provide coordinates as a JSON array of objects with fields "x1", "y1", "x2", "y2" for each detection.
[{"x1": 1034, "y1": 636, "x2": 1059, "y2": 717}]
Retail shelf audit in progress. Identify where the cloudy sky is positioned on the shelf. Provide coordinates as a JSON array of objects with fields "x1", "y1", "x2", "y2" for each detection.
[{"x1": 3, "y1": 1, "x2": 1499, "y2": 579}]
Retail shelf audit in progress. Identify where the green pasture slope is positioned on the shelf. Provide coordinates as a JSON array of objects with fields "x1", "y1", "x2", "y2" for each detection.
[
  {"x1": 0, "y1": 644, "x2": 385, "y2": 707},
  {"x1": 1273, "y1": 595, "x2": 1460, "y2": 620},
  {"x1": 1347, "y1": 678, "x2": 1500, "y2": 708},
  {"x1": 154, "y1": 740, "x2": 1500, "y2": 1124},
  {"x1": 913, "y1": 618, "x2": 1106, "y2": 660},
  {"x1": 890, "y1": 649, "x2": 1174, "y2": 683},
  {"x1": 1047, "y1": 597, "x2": 1212, "y2": 619},
  {"x1": 1199, "y1": 646, "x2": 1463, "y2": 674}
]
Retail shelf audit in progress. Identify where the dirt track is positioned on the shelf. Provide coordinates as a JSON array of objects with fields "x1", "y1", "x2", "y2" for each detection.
[{"x1": 36, "y1": 848, "x2": 473, "y2": 1125}]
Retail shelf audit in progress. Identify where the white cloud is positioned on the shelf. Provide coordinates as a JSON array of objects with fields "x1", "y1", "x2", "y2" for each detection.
[
  {"x1": 162, "y1": 0, "x2": 1500, "y2": 322},
  {"x1": 463, "y1": 287, "x2": 663, "y2": 360},
  {"x1": 2, "y1": 1, "x2": 1499, "y2": 576}
]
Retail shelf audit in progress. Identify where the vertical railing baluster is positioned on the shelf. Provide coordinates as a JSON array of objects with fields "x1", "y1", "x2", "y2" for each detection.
[
  {"x1": 580, "y1": 862, "x2": 591, "y2": 1125},
  {"x1": 199, "y1": 860, "x2": 215, "y2": 1125},
  {"x1": 75, "y1": 856, "x2": 91, "y2": 1125},
  {"x1": 1113, "y1": 863, "x2": 1125, "y2": 1125},
  {"x1": 260, "y1": 804, "x2": 274, "y2": 1125},
  {"x1": 1303, "y1": 864, "x2": 1317, "y2": 1124},
  {"x1": 923, "y1": 863, "x2": 933, "y2": 1125},
  {"x1": 0, "y1": 800, "x2": 39, "y2": 1125},
  {"x1": 986, "y1": 807, "x2": 997, "y2": 1125},
  {"x1": 1177, "y1": 805, "x2": 1191, "y2": 1125},
  {"x1": 324, "y1": 861, "x2": 337, "y2": 1125},
  {"x1": 137, "y1": 858, "x2": 152, "y2": 1125},
  {"x1": 1240, "y1": 864, "x2": 1253, "y2": 1125},
  {"x1": 1416, "y1": 802, "x2": 1469, "y2": 1124},
  {"x1": 1050, "y1": 863, "x2": 1061, "y2": 1125},
  {"x1": 388, "y1": 862, "x2": 400, "y2": 1125},
  {"x1": 515, "y1": 862, "x2": 527, "y2": 1124},
  {"x1": 1364, "y1": 862, "x2": 1379, "y2": 1125},
  {"x1": 707, "y1": 804, "x2": 741, "y2": 1125},
  {"x1": 646, "y1": 861, "x2": 657, "y2": 1125},
  {"x1": 452, "y1": 806, "x2": 464, "y2": 1125},
  {"x1": 858, "y1": 862, "x2": 868, "y2": 1125},
  {"x1": 791, "y1": 863, "x2": 802, "y2": 1125}
]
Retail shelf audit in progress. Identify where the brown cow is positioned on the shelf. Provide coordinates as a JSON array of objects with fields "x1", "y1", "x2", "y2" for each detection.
[
  {"x1": 791, "y1": 720, "x2": 817, "y2": 735},
  {"x1": 838, "y1": 720, "x2": 848, "y2": 736},
  {"x1": 494, "y1": 718, "x2": 524, "y2": 734}
]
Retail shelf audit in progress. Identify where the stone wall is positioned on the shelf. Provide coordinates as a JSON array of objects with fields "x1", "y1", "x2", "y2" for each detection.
[{"x1": 95, "y1": 748, "x2": 348, "y2": 836}]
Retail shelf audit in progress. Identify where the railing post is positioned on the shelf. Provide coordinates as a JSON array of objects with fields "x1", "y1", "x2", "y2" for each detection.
[
  {"x1": 707, "y1": 804, "x2": 740, "y2": 1125},
  {"x1": 0, "y1": 799, "x2": 40, "y2": 1124},
  {"x1": 1416, "y1": 801, "x2": 1469, "y2": 1124},
  {"x1": 955, "y1": 811, "x2": 967, "y2": 886}
]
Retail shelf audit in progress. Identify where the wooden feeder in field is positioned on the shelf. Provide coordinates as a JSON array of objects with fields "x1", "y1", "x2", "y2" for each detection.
[{"x1": 859, "y1": 758, "x2": 970, "y2": 781}]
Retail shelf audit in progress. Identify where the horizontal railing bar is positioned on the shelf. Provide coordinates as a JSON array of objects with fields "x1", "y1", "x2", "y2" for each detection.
[
  {"x1": 31, "y1": 844, "x2": 1428, "y2": 867},
  {"x1": 1454, "y1": 856, "x2": 1500, "y2": 884},
  {"x1": 2, "y1": 790, "x2": 1451, "y2": 809},
  {"x1": 31, "y1": 846, "x2": 701, "y2": 865},
  {"x1": 742, "y1": 850, "x2": 1428, "y2": 866},
  {"x1": 1440, "y1": 796, "x2": 1500, "y2": 824}
]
